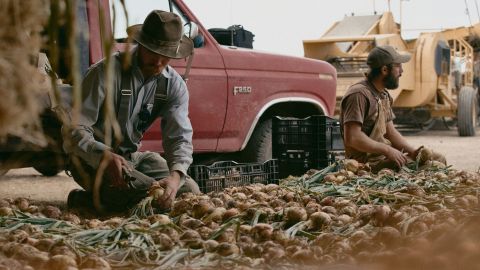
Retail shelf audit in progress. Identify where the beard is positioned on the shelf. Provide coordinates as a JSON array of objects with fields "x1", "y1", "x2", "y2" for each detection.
[{"x1": 383, "y1": 71, "x2": 399, "y2": 90}]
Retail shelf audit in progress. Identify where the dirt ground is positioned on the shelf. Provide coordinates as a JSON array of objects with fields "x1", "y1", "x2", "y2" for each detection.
[{"x1": 1, "y1": 127, "x2": 479, "y2": 205}]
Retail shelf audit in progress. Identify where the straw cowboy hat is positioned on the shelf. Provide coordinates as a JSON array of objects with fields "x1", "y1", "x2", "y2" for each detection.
[{"x1": 128, "y1": 10, "x2": 193, "y2": 59}]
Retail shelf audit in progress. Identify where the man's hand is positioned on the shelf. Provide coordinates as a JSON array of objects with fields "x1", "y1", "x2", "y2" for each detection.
[
  {"x1": 103, "y1": 152, "x2": 132, "y2": 189},
  {"x1": 384, "y1": 146, "x2": 408, "y2": 168},
  {"x1": 155, "y1": 171, "x2": 182, "y2": 210}
]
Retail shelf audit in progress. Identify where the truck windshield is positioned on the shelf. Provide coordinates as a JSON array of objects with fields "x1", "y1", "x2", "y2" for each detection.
[{"x1": 110, "y1": 0, "x2": 189, "y2": 40}]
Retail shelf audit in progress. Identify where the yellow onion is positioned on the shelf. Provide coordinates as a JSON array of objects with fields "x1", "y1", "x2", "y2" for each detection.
[
  {"x1": 308, "y1": 211, "x2": 332, "y2": 231},
  {"x1": 153, "y1": 233, "x2": 175, "y2": 251},
  {"x1": 284, "y1": 207, "x2": 307, "y2": 225},
  {"x1": 323, "y1": 174, "x2": 337, "y2": 183},
  {"x1": 203, "y1": 239, "x2": 219, "y2": 252},
  {"x1": 0, "y1": 207, "x2": 13, "y2": 216},
  {"x1": 79, "y1": 255, "x2": 111, "y2": 269},
  {"x1": 222, "y1": 208, "x2": 240, "y2": 222},
  {"x1": 216, "y1": 228, "x2": 236, "y2": 243},
  {"x1": 196, "y1": 226, "x2": 213, "y2": 240},
  {"x1": 251, "y1": 223, "x2": 273, "y2": 242},
  {"x1": 61, "y1": 213, "x2": 81, "y2": 225},
  {"x1": 191, "y1": 201, "x2": 214, "y2": 219},
  {"x1": 148, "y1": 214, "x2": 171, "y2": 225},
  {"x1": 372, "y1": 205, "x2": 391, "y2": 226},
  {"x1": 180, "y1": 218, "x2": 204, "y2": 229},
  {"x1": 204, "y1": 207, "x2": 226, "y2": 223},
  {"x1": 41, "y1": 205, "x2": 61, "y2": 219},
  {"x1": 374, "y1": 226, "x2": 401, "y2": 246},
  {"x1": 344, "y1": 159, "x2": 359, "y2": 173},
  {"x1": 263, "y1": 246, "x2": 286, "y2": 262},
  {"x1": 14, "y1": 198, "x2": 29, "y2": 212},
  {"x1": 216, "y1": 242, "x2": 239, "y2": 256},
  {"x1": 34, "y1": 238, "x2": 55, "y2": 252},
  {"x1": 47, "y1": 254, "x2": 77, "y2": 270}
]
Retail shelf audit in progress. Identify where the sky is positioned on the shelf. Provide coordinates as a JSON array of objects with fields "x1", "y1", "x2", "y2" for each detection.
[{"x1": 182, "y1": 0, "x2": 480, "y2": 57}]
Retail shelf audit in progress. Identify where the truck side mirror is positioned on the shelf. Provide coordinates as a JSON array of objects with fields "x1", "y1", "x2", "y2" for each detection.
[{"x1": 185, "y1": 21, "x2": 204, "y2": 48}]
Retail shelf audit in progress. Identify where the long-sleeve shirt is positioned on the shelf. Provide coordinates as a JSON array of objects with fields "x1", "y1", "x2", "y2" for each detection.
[{"x1": 66, "y1": 47, "x2": 193, "y2": 175}]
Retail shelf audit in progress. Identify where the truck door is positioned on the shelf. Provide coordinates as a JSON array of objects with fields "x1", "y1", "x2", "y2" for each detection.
[{"x1": 109, "y1": 0, "x2": 228, "y2": 153}]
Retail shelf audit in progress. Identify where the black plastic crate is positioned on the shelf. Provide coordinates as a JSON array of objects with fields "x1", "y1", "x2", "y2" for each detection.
[
  {"x1": 273, "y1": 115, "x2": 344, "y2": 177},
  {"x1": 188, "y1": 160, "x2": 278, "y2": 193}
]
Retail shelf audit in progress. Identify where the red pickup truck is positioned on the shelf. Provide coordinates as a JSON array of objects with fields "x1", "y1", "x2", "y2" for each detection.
[{"x1": 0, "y1": 0, "x2": 336, "y2": 175}]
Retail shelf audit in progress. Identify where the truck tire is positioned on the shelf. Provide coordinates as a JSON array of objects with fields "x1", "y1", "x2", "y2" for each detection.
[
  {"x1": 239, "y1": 119, "x2": 272, "y2": 163},
  {"x1": 34, "y1": 165, "x2": 62, "y2": 177},
  {"x1": 457, "y1": 86, "x2": 478, "y2": 136}
]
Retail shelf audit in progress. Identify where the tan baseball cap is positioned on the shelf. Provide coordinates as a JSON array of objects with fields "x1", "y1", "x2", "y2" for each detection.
[{"x1": 367, "y1": 45, "x2": 411, "y2": 68}]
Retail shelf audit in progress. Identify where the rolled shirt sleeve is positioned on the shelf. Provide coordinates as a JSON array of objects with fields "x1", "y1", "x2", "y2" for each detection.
[
  {"x1": 159, "y1": 71, "x2": 193, "y2": 176},
  {"x1": 65, "y1": 63, "x2": 112, "y2": 168}
]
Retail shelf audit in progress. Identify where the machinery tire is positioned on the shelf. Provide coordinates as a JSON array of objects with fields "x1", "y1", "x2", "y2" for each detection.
[
  {"x1": 457, "y1": 86, "x2": 478, "y2": 136},
  {"x1": 34, "y1": 166, "x2": 62, "y2": 177},
  {"x1": 239, "y1": 119, "x2": 272, "y2": 163}
]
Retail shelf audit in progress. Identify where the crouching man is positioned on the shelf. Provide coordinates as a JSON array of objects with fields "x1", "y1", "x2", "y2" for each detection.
[
  {"x1": 340, "y1": 45, "x2": 446, "y2": 172},
  {"x1": 64, "y1": 10, "x2": 201, "y2": 212}
]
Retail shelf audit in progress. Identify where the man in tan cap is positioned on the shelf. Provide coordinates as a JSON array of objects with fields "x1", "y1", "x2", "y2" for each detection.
[
  {"x1": 65, "y1": 10, "x2": 200, "y2": 212},
  {"x1": 340, "y1": 45, "x2": 446, "y2": 172}
]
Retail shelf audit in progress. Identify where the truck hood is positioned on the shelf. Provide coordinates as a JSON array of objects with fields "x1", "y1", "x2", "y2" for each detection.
[{"x1": 219, "y1": 46, "x2": 336, "y2": 76}]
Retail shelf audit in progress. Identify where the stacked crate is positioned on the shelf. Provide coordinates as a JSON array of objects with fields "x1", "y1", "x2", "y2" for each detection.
[{"x1": 273, "y1": 115, "x2": 344, "y2": 178}]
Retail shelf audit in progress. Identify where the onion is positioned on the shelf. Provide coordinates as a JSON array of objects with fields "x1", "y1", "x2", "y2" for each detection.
[
  {"x1": 180, "y1": 218, "x2": 204, "y2": 229},
  {"x1": 204, "y1": 207, "x2": 226, "y2": 223},
  {"x1": 148, "y1": 214, "x2": 171, "y2": 225},
  {"x1": 374, "y1": 226, "x2": 401, "y2": 246},
  {"x1": 41, "y1": 205, "x2": 61, "y2": 219},
  {"x1": 216, "y1": 228, "x2": 236, "y2": 243},
  {"x1": 61, "y1": 213, "x2": 81, "y2": 225},
  {"x1": 196, "y1": 226, "x2": 213, "y2": 240},
  {"x1": 284, "y1": 207, "x2": 307, "y2": 225},
  {"x1": 34, "y1": 238, "x2": 55, "y2": 252},
  {"x1": 210, "y1": 197, "x2": 224, "y2": 207},
  {"x1": 47, "y1": 254, "x2": 77, "y2": 270},
  {"x1": 344, "y1": 159, "x2": 359, "y2": 173},
  {"x1": 308, "y1": 211, "x2": 332, "y2": 231},
  {"x1": 170, "y1": 200, "x2": 191, "y2": 216},
  {"x1": 321, "y1": 206, "x2": 337, "y2": 215},
  {"x1": 372, "y1": 205, "x2": 391, "y2": 226},
  {"x1": 191, "y1": 200, "x2": 213, "y2": 219},
  {"x1": 251, "y1": 223, "x2": 273, "y2": 242},
  {"x1": 216, "y1": 242, "x2": 239, "y2": 256},
  {"x1": 0, "y1": 207, "x2": 13, "y2": 216},
  {"x1": 0, "y1": 199, "x2": 10, "y2": 207},
  {"x1": 323, "y1": 174, "x2": 337, "y2": 183},
  {"x1": 203, "y1": 239, "x2": 219, "y2": 252},
  {"x1": 263, "y1": 246, "x2": 286, "y2": 261},
  {"x1": 14, "y1": 198, "x2": 29, "y2": 212},
  {"x1": 222, "y1": 208, "x2": 240, "y2": 222},
  {"x1": 153, "y1": 233, "x2": 174, "y2": 251},
  {"x1": 79, "y1": 255, "x2": 111, "y2": 269}
]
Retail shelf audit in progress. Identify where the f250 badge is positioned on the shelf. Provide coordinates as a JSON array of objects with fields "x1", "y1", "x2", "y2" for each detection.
[{"x1": 233, "y1": 86, "x2": 252, "y2": 95}]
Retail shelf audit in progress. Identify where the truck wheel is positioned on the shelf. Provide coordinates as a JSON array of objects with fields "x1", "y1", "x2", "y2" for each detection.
[
  {"x1": 240, "y1": 119, "x2": 272, "y2": 163},
  {"x1": 457, "y1": 86, "x2": 478, "y2": 136},
  {"x1": 34, "y1": 166, "x2": 62, "y2": 177}
]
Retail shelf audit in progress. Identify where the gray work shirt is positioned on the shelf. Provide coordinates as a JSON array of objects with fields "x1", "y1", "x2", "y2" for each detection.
[{"x1": 67, "y1": 47, "x2": 193, "y2": 175}]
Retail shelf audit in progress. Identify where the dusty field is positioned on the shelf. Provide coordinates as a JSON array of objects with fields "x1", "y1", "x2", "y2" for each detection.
[{"x1": 1, "y1": 127, "x2": 479, "y2": 205}]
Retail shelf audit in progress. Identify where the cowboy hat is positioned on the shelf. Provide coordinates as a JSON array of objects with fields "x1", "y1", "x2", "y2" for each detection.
[{"x1": 127, "y1": 10, "x2": 193, "y2": 59}]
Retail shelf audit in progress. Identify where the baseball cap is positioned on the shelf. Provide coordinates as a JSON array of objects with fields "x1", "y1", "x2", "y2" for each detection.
[{"x1": 367, "y1": 45, "x2": 411, "y2": 68}]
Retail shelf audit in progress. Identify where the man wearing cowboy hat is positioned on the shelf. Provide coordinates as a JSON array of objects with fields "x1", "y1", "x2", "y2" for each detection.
[
  {"x1": 65, "y1": 10, "x2": 200, "y2": 212},
  {"x1": 340, "y1": 45, "x2": 446, "y2": 172}
]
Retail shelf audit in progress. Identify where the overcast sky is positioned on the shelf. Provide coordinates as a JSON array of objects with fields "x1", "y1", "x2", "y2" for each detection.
[{"x1": 182, "y1": 0, "x2": 480, "y2": 56}]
